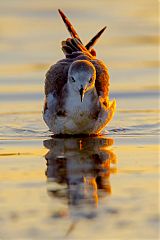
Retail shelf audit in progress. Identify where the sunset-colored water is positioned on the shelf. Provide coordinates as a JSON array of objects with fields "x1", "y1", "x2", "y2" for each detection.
[{"x1": 0, "y1": 0, "x2": 159, "y2": 239}]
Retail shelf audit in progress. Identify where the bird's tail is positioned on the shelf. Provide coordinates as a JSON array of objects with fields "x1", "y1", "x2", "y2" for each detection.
[{"x1": 58, "y1": 9, "x2": 106, "y2": 56}]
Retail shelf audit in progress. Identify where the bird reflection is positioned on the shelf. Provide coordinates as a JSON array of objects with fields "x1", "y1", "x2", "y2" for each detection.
[{"x1": 43, "y1": 136, "x2": 117, "y2": 219}]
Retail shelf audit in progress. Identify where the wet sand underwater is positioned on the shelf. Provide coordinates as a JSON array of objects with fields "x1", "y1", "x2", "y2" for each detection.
[{"x1": 0, "y1": 0, "x2": 159, "y2": 239}]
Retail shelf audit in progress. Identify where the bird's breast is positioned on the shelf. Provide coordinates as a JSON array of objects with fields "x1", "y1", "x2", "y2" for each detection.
[{"x1": 65, "y1": 93, "x2": 97, "y2": 121}]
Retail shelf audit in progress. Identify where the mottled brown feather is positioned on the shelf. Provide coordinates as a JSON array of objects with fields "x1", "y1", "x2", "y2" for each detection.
[
  {"x1": 91, "y1": 59, "x2": 110, "y2": 104},
  {"x1": 45, "y1": 62, "x2": 69, "y2": 96}
]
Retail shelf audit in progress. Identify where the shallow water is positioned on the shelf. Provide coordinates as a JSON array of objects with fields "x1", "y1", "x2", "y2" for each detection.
[{"x1": 0, "y1": 0, "x2": 159, "y2": 239}]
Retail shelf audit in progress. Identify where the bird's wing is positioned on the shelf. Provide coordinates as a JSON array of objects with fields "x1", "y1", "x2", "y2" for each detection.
[
  {"x1": 44, "y1": 60, "x2": 71, "y2": 115},
  {"x1": 91, "y1": 59, "x2": 110, "y2": 106},
  {"x1": 58, "y1": 9, "x2": 106, "y2": 54},
  {"x1": 58, "y1": 9, "x2": 82, "y2": 44},
  {"x1": 45, "y1": 61, "x2": 70, "y2": 96}
]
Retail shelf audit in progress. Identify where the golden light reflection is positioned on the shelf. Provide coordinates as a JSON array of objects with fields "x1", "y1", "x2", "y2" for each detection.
[{"x1": 43, "y1": 136, "x2": 117, "y2": 216}]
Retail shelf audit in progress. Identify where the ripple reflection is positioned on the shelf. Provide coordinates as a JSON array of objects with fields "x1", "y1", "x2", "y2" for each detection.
[{"x1": 43, "y1": 137, "x2": 117, "y2": 221}]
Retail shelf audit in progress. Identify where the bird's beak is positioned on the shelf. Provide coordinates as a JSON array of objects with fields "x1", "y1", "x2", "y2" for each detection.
[{"x1": 79, "y1": 87, "x2": 84, "y2": 102}]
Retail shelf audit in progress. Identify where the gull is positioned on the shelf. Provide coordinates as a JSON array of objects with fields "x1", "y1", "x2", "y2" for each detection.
[{"x1": 43, "y1": 9, "x2": 116, "y2": 135}]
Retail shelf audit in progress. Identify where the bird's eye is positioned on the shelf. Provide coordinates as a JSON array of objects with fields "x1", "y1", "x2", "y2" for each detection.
[
  {"x1": 89, "y1": 78, "x2": 92, "y2": 83},
  {"x1": 71, "y1": 77, "x2": 75, "y2": 82}
]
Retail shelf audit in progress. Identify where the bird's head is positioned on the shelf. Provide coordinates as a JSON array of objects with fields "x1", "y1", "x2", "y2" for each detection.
[{"x1": 68, "y1": 60, "x2": 96, "y2": 102}]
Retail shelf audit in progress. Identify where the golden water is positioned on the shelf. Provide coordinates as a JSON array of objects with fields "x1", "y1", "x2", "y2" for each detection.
[{"x1": 0, "y1": 0, "x2": 159, "y2": 239}]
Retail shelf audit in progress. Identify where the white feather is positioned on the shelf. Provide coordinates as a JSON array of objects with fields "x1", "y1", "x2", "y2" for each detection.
[{"x1": 43, "y1": 87, "x2": 116, "y2": 134}]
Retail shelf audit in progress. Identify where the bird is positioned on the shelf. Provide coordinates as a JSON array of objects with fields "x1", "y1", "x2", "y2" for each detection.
[{"x1": 43, "y1": 9, "x2": 116, "y2": 135}]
